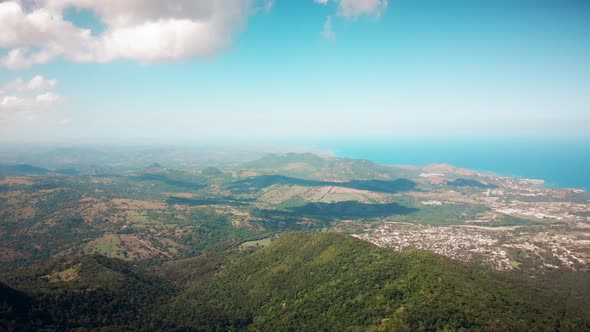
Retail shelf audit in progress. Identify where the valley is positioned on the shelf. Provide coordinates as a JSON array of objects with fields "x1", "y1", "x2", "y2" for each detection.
[{"x1": 1, "y1": 153, "x2": 588, "y2": 273}]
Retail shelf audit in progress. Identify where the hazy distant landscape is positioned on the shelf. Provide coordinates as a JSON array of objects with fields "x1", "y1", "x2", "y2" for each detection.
[
  {"x1": 1, "y1": 0, "x2": 589, "y2": 330},
  {"x1": 1, "y1": 147, "x2": 589, "y2": 330}
]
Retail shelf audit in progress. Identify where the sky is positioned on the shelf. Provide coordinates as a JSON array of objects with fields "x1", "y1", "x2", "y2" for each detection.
[{"x1": 0, "y1": 0, "x2": 589, "y2": 142}]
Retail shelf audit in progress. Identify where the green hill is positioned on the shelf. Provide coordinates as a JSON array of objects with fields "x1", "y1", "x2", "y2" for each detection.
[
  {"x1": 0, "y1": 255, "x2": 174, "y2": 331},
  {"x1": 0, "y1": 164, "x2": 51, "y2": 176},
  {"x1": 1, "y1": 233, "x2": 588, "y2": 331},
  {"x1": 241, "y1": 153, "x2": 418, "y2": 181},
  {"x1": 166, "y1": 233, "x2": 574, "y2": 331}
]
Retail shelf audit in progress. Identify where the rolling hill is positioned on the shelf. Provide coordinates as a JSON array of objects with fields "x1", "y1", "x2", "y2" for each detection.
[{"x1": 3, "y1": 233, "x2": 586, "y2": 330}]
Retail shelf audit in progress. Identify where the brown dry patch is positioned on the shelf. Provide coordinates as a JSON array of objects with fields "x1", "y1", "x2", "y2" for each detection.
[
  {"x1": 44, "y1": 264, "x2": 80, "y2": 283},
  {"x1": 259, "y1": 184, "x2": 389, "y2": 205},
  {"x1": 80, "y1": 202, "x2": 109, "y2": 223},
  {"x1": 173, "y1": 204, "x2": 191, "y2": 213},
  {"x1": 407, "y1": 190, "x2": 477, "y2": 204},
  {"x1": 163, "y1": 192, "x2": 194, "y2": 198},
  {"x1": 422, "y1": 164, "x2": 477, "y2": 177},
  {"x1": 13, "y1": 206, "x2": 36, "y2": 220},
  {"x1": 297, "y1": 219, "x2": 318, "y2": 226},
  {"x1": 173, "y1": 228, "x2": 186, "y2": 238},
  {"x1": 281, "y1": 162, "x2": 316, "y2": 171},
  {"x1": 110, "y1": 210, "x2": 141, "y2": 224},
  {"x1": 38, "y1": 188, "x2": 62, "y2": 194},
  {"x1": 0, "y1": 190, "x2": 23, "y2": 199},
  {"x1": 44, "y1": 218, "x2": 58, "y2": 226},
  {"x1": 329, "y1": 186, "x2": 368, "y2": 194},
  {"x1": 230, "y1": 217, "x2": 262, "y2": 230},
  {"x1": 111, "y1": 198, "x2": 167, "y2": 210},
  {"x1": 326, "y1": 186, "x2": 387, "y2": 203},
  {"x1": 417, "y1": 174, "x2": 447, "y2": 185},
  {"x1": 89, "y1": 177, "x2": 114, "y2": 184},
  {"x1": 454, "y1": 225, "x2": 521, "y2": 232},
  {"x1": 259, "y1": 185, "x2": 310, "y2": 204},
  {"x1": 239, "y1": 170, "x2": 259, "y2": 178},
  {"x1": 119, "y1": 234, "x2": 173, "y2": 259},
  {"x1": 0, "y1": 177, "x2": 34, "y2": 186},
  {"x1": 314, "y1": 186, "x2": 333, "y2": 198}
]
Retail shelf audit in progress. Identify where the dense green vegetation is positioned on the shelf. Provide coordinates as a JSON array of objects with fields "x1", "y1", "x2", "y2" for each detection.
[
  {"x1": 166, "y1": 233, "x2": 573, "y2": 331},
  {"x1": 0, "y1": 164, "x2": 51, "y2": 176},
  {"x1": 1, "y1": 255, "x2": 175, "y2": 331},
  {"x1": 1, "y1": 153, "x2": 589, "y2": 330},
  {"x1": 2, "y1": 233, "x2": 586, "y2": 331}
]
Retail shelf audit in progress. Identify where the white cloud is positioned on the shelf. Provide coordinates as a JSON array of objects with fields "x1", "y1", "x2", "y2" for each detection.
[
  {"x1": 0, "y1": 1, "x2": 95, "y2": 69},
  {"x1": 0, "y1": 95, "x2": 26, "y2": 109},
  {"x1": 322, "y1": 16, "x2": 335, "y2": 40},
  {"x1": 314, "y1": 0, "x2": 387, "y2": 41},
  {"x1": 35, "y1": 92, "x2": 63, "y2": 105},
  {"x1": 0, "y1": 0, "x2": 268, "y2": 69},
  {"x1": 27, "y1": 75, "x2": 58, "y2": 90},
  {"x1": 314, "y1": 0, "x2": 388, "y2": 19},
  {"x1": 337, "y1": 0, "x2": 388, "y2": 19},
  {"x1": 0, "y1": 78, "x2": 23, "y2": 94},
  {"x1": 0, "y1": 75, "x2": 62, "y2": 120},
  {"x1": 1, "y1": 75, "x2": 58, "y2": 92}
]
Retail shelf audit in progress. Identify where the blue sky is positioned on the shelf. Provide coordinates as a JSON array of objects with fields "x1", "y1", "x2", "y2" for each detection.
[{"x1": 0, "y1": 0, "x2": 589, "y2": 142}]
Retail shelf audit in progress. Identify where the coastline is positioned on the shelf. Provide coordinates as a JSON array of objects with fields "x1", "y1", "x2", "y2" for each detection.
[{"x1": 316, "y1": 141, "x2": 590, "y2": 192}]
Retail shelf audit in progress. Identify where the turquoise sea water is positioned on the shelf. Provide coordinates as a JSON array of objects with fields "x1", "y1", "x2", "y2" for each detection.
[{"x1": 313, "y1": 138, "x2": 590, "y2": 191}]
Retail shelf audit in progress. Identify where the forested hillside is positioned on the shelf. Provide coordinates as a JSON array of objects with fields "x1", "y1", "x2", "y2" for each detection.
[{"x1": 2, "y1": 233, "x2": 588, "y2": 331}]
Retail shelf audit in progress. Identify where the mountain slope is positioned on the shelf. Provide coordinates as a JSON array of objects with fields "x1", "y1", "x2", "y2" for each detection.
[
  {"x1": 0, "y1": 255, "x2": 175, "y2": 331},
  {"x1": 0, "y1": 164, "x2": 50, "y2": 176},
  {"x1": 167, "y1": 233, "x2": 571, "y2": 331},
  {"x1": 1, "y1": 233, "x2": 587, "y2": 331},
  {"x1": 240, "y1": 153, "x2": 418, "y2": 181}
]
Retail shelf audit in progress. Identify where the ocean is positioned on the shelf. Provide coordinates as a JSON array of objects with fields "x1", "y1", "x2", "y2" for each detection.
[{"x1": 313, "y1": 138, "x2": 590, "y2": 191}]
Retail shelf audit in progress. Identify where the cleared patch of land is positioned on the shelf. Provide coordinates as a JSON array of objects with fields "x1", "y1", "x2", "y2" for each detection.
[
  {"x1": 239, "y1": 237, "x2": 273, "y2": 250},
  {"x1": 0, "y1": 177, "x2": 34, "y2": 185}
]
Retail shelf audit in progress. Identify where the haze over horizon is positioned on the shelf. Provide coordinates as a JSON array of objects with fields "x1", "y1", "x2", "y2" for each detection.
[{"x1": 0, "y1": 0, "x2": 589, "y2": 141}]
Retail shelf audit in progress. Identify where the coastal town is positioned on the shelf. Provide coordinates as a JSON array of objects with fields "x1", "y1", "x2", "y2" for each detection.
[{"x1": 346, "y1": 165, "x2": 590, "y2": 272}]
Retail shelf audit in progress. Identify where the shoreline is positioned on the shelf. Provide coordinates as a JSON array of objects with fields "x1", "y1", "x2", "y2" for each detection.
[{"x1": 321, "y1": 149, "x2": 588, "y2": 192}]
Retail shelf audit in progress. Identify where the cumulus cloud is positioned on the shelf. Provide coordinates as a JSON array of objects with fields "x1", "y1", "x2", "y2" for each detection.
[
  {"x1": 27, "y1": 75, "x2": 58, "y2": 90},
  {"x1": 0, "y1": 75, "x2": 62, "y2": 121},
  {"x1": 337, "y1": 0, "x2": 388, "y2": 19},
  {"x1": 0, "y1": 95, "x2": 26, "y2": 109},
  {"x1": 35, "y1": 92, "x2": 63, "y2": 105},
  {"x1": 315, "y1": 0, "x2": 387, "y2": 41},
  {"x1": 1, "y1": 75, "x2": 57, "y2": 92},
  {"x1": 314, "y1": 0, "x2": 388, "y2": 19},
  {"x1": 0, "y1": 0, "x2": 268, "y2": 69}
]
